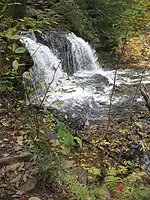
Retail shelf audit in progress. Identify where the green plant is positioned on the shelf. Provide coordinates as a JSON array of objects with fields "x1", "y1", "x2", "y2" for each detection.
[
  {"x1": 33, "y1": 137, "x2": 59, "y2": 183},
  {"x1": 56, "y1": 123, "x2": 82, "y2": 149},
  {"x1": 0, "y1": 79, "x2": 14, "y2": 93},
  {"x1": 103, "y1": 167, "x2": 150, "y2": 200},
  {"x1": 63, "y1": 172, "x2": 96, "y2": 200},
  {"x1": 105, "y1": 167, "x2": 122, "y2": 193}
]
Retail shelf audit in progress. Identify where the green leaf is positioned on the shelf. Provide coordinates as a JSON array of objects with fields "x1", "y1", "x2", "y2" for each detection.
[
  {"x1": 15, "y1": 47, "x2": 26, "y2": 54},
  {"x1": 74, "y1": 137, "x2": 82, "y2": 149},
  {"x1": 56, "y1": 123, "x2": 66, "y2": 140},
  {"x1": 10, "y1": 35, "x2": 20, "y2": 40},
  {"x1": 12, "y1": 60, "x2": 19, "y2": 70},
  {"x1": 56, "y1": 123, "x2": 75, "y2": 148},
  {"x1": 64, "y1": 132, "x2": 74, "y2": 148},
  {"x1": 23, "y1": 72, "x2": 31, "y2": 80},
  {"x1": 12, "y1": 43, "x2": 17, "y2": 52}
]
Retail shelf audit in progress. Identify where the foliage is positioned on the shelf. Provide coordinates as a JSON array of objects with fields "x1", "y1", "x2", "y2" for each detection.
[
  {"x1": 26, "y1": 0, "x2": 149, "y2": 52},
  {"x1": 56, "y1": 123, "x2": 82, "y2": 149},
  {"x1": 0, "y1": 78, "x2": 14, "y2": 93},
  {"x1": 32, "y1": 137, "x2": 59, "y2": 183},
  {"x1": 104, "y1": 167, "x2": 150, "y2": 200},
  {"x1": 63, "y1": 172, "x2": 96, "y2": 200},
  {"x1": 117, "y1": 34, "x2": 150, "y2": 63},
  {"x1": 0, "y1": 0, "x2": 60, "y2": 94}
]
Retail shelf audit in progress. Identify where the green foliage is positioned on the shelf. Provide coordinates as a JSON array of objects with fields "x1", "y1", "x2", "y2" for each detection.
[
  {"x1": 56, "y1": 123, "x2": 82, "y2": 149},
  {"x1": 64, "y1": 172, "x2": 96, "y2": 200},
  {"x1": 52, "y1": 0, "x2": 95, "y2": 40},
  {"x1": 44, "y1": 0, "x2": 149, "y2": 50},
  {"x1": 33, "y1": 137, "x2": 59, "y2": 183},
  {"x1": 104, "y1": 167, "x2": 150, "y2": 200},
  {"x1": 0, "y1": 3, "x2": 45, "y2": 94},
  {"x1": 0, "y1": 79, "x2": 14, "y2": 93},
  {"x1": 105, "y1": 167, "x2": 122, "y2": 192}
]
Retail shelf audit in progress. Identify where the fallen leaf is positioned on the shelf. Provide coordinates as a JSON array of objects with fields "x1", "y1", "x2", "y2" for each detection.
[
  {"x1": 29, "y1": 197, "x2": 41, "y2": 200},
  {"x1": 17, "y1": 178, "x2": 37, "y2": 195},
  {"x1": 2, "y1": 121, "x2": 10, "y2": 127},
  {"x1": 3, "y1": 138, "x2": 8, "y2": 142},
  {"x1": 17, "y1": 136, "x2": 24, "y2": 146},
  {"x1": 1, "y1": 143, "x2": 5, "y2": 148},
  {"x1": 6, "y1": 162, "x2": 22, "y2": 172},
  {"x1": 62, "y1": 159, "x2": 75, "y2": 169},
  {"x1": 9, "y1": 174, "x2": 22, "y2": 184},
  {"x1": 3, "y1": 153, "x2": 9, "y2": 157},
  {"x1": 18, "y1": 162, "x2": 25, "y2": 171},
  {"x1": 51, "y1": 139, "x2": 60, "y2": 147},
  {"x1": 60, "y1": 145, "x2": 70, "y2": 155},
  {"x1": 22, "y1": 171, "x2": 28, "y2": 182}
]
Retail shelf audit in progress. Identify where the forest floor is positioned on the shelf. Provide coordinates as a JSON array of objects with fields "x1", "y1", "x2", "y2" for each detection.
[{"x1": 0, "y1": 95, "x2": 150, "y2": 200}]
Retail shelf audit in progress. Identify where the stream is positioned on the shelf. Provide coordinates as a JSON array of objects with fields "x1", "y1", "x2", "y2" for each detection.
[{"x1": 21, "y1": 31, "x2": 150, "y2": 124}]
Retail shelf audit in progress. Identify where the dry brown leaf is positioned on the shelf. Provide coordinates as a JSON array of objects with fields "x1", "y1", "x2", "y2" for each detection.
[
  {"x1": 62, "y1": 159, "x2": 75, "y2": 169},
  {"x1": 22, "y1": 171, "x2": 28, "y2": 182},
  {"x1": 51, "y1": 139, "x2": 60, "y2": 147},
  {"x1": 29, "y1": 197, "x2": 41, "y2": 200},
  {"x1": 17, "y1": 178, "x2": 37, "y2": 195},
  {"x1": 9, "y1": 174, "x2": 22, "y2": 184},
  {"x1": 18, "y1": 162, "x2": 25, "y2": 171},
  {"x1": 60, "y1": 145, "x2": 70, "y2": 155},
  {"x1": 17, "y1": 136, "x2": 24, "y2": 146},
  {"x1": 2, "y1": 121, "x2": 10, "y2": 127},
  {"x1": 6, "y1": 162, "x2": 22, "y2": 172},
  {"x1": 2, "y1": 153, "x2": 9, "y2": 157}
]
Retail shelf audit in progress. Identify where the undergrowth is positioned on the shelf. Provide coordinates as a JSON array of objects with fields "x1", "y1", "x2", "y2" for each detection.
[{"x1": 22, "y1": 105, "x2": 150, "y2": 200}]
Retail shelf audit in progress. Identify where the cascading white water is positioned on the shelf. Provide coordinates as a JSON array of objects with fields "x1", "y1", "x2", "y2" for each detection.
[
  {"x1": 21, "y1": 32, "x2": 150, "y2": 122},
  {"x1": 66, "y1": 33, "x2": 99, "y2": 72},
  {"x1": 21, "y1": 36, "x2": 66, "y2": 87}
]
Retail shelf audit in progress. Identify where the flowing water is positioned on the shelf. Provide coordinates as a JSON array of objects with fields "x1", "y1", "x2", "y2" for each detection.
[{"x1": 21, "y1": 32, "x2": 150, "y2": 124}]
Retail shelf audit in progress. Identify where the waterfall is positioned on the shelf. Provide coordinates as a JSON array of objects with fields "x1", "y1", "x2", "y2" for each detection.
[
  {"x1": 21, "y1": 36, "x2": 67, "y2": 93},
  {"x1": 21, "y1": 31, "x2": 150, "y2": 122},
  {"x1": 66, "y1": 33, "x2": 99, "y2": 72}
]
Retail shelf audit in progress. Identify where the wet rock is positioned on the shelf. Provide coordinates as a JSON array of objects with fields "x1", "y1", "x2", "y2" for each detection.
[{"x1": 35, "y1": 30, "x2": 75, "y2": 75}]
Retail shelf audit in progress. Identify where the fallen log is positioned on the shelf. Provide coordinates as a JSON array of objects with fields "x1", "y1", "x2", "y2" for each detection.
[{"x1": 140, "y1": 84, "x2": 150, "y2": 111}]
